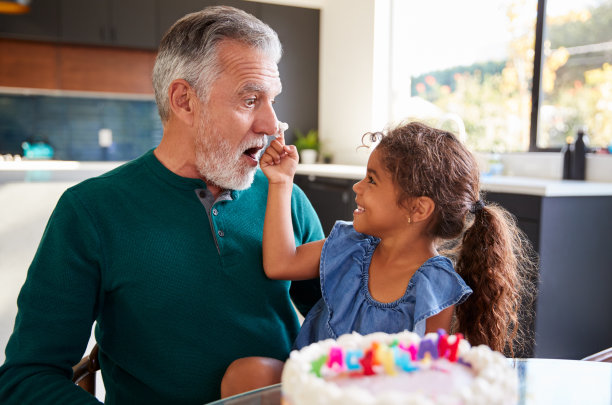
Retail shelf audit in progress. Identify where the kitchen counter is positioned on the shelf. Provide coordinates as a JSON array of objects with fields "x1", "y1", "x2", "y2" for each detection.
[
  {"x1": 0, "y1": 160, "x2": 124, "y2": 183},
  {"x1": 295, "y1": 164, "x2": 612, "y2": 197}
]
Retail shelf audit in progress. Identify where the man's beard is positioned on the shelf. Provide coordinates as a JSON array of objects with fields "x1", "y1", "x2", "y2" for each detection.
[{"x1": 194, "y1": 114, "x2": 263, "y2": 191}]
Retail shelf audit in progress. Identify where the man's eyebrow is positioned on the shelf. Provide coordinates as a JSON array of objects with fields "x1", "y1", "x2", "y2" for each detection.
[
  {"x1": 238, "y1": 82, "x2": 282, "y2": 96},
  {"x1": 239, "y1": 83, "x2": 265, "y2": 95}
]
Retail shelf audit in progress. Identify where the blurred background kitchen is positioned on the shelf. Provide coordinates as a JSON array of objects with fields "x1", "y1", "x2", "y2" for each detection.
[{"x1": 1, "y1": 0, "x2": 611, "y2": 401}]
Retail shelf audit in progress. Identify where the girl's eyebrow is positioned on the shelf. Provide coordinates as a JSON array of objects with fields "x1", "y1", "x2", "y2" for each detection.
[{"x1": 367, "y1": 168, "x2": 379, "y2": 180}]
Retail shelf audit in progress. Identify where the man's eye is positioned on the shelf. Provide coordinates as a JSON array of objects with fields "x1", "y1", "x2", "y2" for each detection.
[{"x1": 245, "y1": 98, "x2": 256, "y2": 107}]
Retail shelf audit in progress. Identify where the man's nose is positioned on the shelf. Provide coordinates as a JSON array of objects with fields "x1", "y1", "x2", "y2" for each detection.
[{"x1": 253, "y1": 101, "x2": 278, "y2": 136}]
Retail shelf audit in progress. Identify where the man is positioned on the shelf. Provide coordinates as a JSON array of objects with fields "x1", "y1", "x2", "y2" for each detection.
[{"x1": 0, "y1": 6, "x2": 323, "y2": 404}]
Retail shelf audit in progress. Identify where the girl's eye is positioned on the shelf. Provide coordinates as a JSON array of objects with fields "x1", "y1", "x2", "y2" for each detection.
[{"x1": 367, "y1": 176, "x2": 376, "y2": 184}]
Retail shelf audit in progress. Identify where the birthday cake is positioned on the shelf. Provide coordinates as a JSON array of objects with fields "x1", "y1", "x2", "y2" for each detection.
[{"x1": 281, "y1": 330, "x2": 517, "y2": 405}]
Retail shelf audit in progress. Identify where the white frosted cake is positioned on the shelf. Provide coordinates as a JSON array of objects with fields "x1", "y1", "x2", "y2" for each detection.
[{"x1": 281, "y1": 330, "x2": 518, "y2": 405}]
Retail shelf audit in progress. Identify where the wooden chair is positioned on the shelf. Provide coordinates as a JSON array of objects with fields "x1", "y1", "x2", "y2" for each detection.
[
  {"x1": 72, "y1": 344, "x2": 100, "y2": 395},
  {"x1": 582, "y1": 347, "x2": 612, "y2": 363}
]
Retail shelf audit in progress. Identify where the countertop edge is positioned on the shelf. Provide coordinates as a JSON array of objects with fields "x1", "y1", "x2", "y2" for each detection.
[
  {"x1": 295, "y1": 165, "x2": 612, "y2": 197},
  {"x1": 2, "y1": 162, "x2": 612, "y2": 197}
]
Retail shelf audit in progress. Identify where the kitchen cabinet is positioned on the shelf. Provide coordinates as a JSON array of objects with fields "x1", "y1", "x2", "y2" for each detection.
[
  {"x1": 258, "y1": 3, "x2": 319, "y2": 142},
  {"x1": 486, "y1": 192, "x2": 612, "y2": 360},
  {"x1": 0, "y1": 0, "x2": 61, "y2": 42},
  {"x1": 60, "y1": 0, "x2": 157, "y2": 49},
  {"x1": 294, "y1": 174, "x2": 357, "y2": 237}
]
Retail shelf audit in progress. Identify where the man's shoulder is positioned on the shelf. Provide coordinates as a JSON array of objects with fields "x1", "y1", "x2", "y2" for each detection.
[{"x1": 67, "y1": 152, "x2": 150, "y2": 196}]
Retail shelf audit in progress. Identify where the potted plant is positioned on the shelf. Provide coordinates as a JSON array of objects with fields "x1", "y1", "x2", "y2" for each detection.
[{"x1": 294, "y1": 128, "x2": 319, "y2": 164}]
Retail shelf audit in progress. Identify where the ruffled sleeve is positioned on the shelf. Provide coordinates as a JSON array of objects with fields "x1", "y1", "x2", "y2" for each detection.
[{"x1": 411, "y1": 256, "x2": 472, "y2": 335}]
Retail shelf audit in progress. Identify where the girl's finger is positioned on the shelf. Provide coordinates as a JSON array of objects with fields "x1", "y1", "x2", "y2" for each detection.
[{"x1": 269, "y1": 139, "x2": 286, "y2": 154}]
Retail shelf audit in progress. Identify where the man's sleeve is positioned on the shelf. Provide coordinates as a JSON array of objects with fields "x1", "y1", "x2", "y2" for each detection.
[
  {"x1": 289, "y1": 184, "x2": 325, "y2": 317},
  {"x1": 0, "y1": 190, "x2": 102, "y2": 404}
]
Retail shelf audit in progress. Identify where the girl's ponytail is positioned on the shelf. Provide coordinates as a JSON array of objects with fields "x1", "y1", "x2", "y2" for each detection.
[{"x1": 454, "y1": 201, "x2": 537, "y2": 356}]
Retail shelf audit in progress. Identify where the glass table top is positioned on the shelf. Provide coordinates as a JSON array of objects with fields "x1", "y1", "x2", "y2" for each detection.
[{"x1": 207, "y1": 358, "x2": 612, "y2": 405}]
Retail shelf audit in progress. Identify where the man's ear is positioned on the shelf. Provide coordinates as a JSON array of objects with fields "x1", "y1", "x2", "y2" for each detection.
[
  {"x1": 409, "y1": 196, "x2": 436, "y2": 223},
  {"x1": 168, "y1": 79, "x2": 198, "y2": 127}
]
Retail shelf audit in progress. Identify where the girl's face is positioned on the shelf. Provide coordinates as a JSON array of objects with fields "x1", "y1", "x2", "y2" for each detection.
[{"x1": 352, "y1": 148, "x2": 409, "y2": 237}]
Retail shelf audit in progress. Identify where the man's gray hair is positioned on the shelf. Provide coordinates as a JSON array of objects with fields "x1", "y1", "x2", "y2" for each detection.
[{"x1": 152, "y1": 6, "x2": 282, "y2": 123}]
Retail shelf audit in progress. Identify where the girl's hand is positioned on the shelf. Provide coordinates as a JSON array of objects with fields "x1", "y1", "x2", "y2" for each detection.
[{"x1": 261, "y1": 123, "x2": 299, "y2": 185}]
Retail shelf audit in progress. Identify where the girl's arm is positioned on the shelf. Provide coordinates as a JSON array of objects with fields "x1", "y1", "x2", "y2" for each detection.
[
  {"x1": 425, "y1": 305, "x2": 454, "y2": 334},
  {"x1": 260, "y1": 134, "x2": 324, "y2": 280}
]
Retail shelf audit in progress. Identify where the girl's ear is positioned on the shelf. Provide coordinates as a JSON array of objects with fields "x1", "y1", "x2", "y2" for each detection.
[
  {"x1": 409, "y1": 196, "x2": 436, "y2": 223},
  {"x1": 168, "y1": 79, "x2": 198, "y2": 127}
]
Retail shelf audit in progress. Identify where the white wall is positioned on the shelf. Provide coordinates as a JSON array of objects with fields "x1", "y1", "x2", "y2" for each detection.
[{"x1": 318, "y1": 0, "x2": 392, "y2": 165}]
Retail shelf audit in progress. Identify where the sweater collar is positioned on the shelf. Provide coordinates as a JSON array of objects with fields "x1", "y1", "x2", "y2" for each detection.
[
  {"x1": 142, "y1": 149, "x2": 243, "y2": 199},
  {"x1": 143, "y1": 148, "x2": 208, "y2": 190}
]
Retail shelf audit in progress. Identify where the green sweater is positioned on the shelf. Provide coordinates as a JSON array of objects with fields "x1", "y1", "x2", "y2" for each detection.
[{"x1": 0, "y1": 150, "x2": 323, "y2": 404}]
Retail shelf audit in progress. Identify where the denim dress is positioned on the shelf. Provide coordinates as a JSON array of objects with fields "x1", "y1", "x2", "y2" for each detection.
[{"x1": 293, "y1": 221, "x2": 472, "y2": 350}]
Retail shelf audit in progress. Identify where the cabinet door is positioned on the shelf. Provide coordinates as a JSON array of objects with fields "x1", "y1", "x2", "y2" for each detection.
[
  {"x1": 294, "y1": 175, "x2": 355, "y2": 236},
  {"x1": 259, "y1": 3, "x2": 319, "y2": 143},
  {"x1": 61, "y1": 0, "x2": 156, "y2": 49},
  {"x1": 0, "y1": 0, "x2": 61, "y2": 42},
  {"x1": 110, "y1": 0, "x2": 157, "y2": 49},
  {"x1": 61, "y1": 0, "x2": 109, "y2": 46}
]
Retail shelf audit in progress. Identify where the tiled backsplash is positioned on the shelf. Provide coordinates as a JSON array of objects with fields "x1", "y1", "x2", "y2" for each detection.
[{"x1": 0, "y1": 93, "x2": 162, "y2": 161}]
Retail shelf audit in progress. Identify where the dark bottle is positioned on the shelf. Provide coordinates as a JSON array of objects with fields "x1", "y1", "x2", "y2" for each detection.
[
  {"x1": 561, "y1": 136, "x2": 572, "y2": 180},
  {"x1": 571, "y1": 128, "x2": 586, "y2": 180}
]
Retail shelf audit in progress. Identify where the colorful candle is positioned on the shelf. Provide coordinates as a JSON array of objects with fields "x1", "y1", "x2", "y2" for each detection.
[
  {"x1": 311, "y1": 354, "x2": 328, "y2": 377},
  {"x1": 327, "y1": 346, "x2": 344, "y2": 370},
  {"x1": 359, "y1": 349, "x2": 376, "y2": 376},
  {"x1": 345, "y1": 349, "x2": 363, "y2": 371}
]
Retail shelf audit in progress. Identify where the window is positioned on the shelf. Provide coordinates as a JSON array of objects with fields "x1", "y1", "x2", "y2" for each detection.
[
  {"x1": 538, "y1": 0, "x2": 612, "y2": 149},
  {"x1": 390, "y1": 0, "x2": 612, "y2": 152}
]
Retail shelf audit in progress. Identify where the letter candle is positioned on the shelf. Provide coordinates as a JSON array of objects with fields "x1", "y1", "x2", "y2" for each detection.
[
  {"x1": 418, "y1": 337, "x2": 439, "y2": 360},
  {"x1": 308, "y1": 331, "x2": 469, "y2": 378},
  {"x1": 327, "y1": 347, "x2": 344, "y2": 370},
  {"x1": 345, "y1": 349, "x2": 363, "y2": 371}
]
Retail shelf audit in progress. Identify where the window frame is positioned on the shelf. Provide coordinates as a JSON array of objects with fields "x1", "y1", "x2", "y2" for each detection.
[{"x1": 530, "y1": 0, "x2": 547, "y2": 152}]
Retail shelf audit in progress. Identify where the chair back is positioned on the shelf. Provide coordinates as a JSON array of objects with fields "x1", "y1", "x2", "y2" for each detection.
[{"x1": 582, "y1": 347, "x2": 612, "y2": 362}]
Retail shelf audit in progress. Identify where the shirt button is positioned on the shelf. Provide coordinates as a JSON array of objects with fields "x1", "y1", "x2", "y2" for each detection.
[
  {"x1": 217, "y1": 230, "x2": 224, "y2": 237},
  {"x1": 199, "y1": 190, "x2": 206, "y2": 198},
  {"x1": 212, "y1": 208, "x2": 218, "y2": 216}
]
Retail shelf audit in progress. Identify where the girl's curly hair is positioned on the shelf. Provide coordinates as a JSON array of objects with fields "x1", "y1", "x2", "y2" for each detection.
[{"x1": 366, "y1": 121, "x2": 537, "y2": 355}]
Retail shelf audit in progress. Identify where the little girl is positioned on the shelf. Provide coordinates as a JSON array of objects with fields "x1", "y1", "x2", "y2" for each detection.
[{"x1": 220, "y1": 121, "x2": 535, "y2": 397}]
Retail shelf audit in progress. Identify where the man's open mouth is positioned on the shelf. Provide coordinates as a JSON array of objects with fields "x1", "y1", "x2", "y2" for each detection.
[{"x1": 243, "y1": 146, "x2": 263, "y2": 161}]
